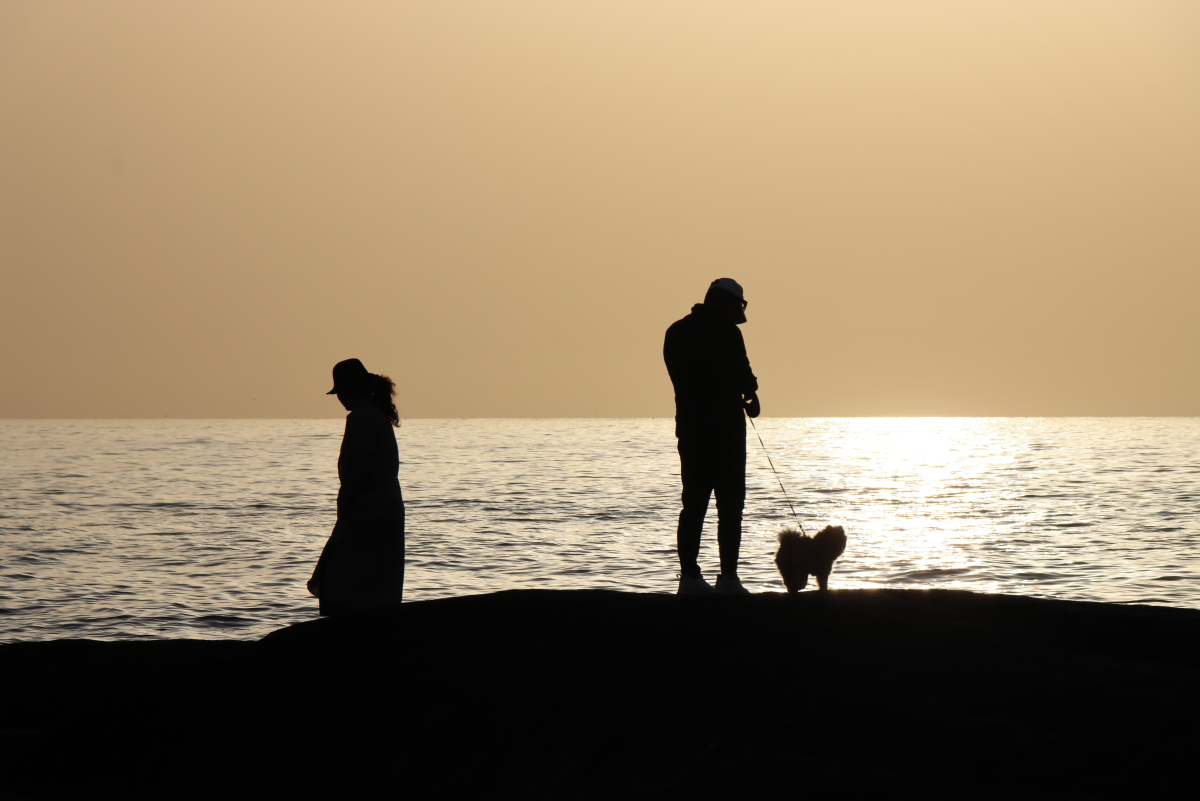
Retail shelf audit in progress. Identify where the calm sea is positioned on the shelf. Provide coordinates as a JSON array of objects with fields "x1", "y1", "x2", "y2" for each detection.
[{"x1": 1, "y1": 418, "x2": 1198, "y2": 641}]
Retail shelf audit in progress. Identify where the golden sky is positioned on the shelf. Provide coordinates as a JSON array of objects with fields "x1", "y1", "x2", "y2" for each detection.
[{"x1": 2, "y1": 1, "x2": 1198, "y2": 418}]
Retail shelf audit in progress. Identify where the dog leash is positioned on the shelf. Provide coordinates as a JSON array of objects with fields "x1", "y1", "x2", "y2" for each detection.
[{"x1": 747, "y1": 413, "x2": 806, "y2": 535}]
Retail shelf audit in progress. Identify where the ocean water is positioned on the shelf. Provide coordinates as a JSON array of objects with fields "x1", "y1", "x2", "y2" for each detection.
[{"x1": 1, "y1": 417, "x2": 1198, "y2": 642}]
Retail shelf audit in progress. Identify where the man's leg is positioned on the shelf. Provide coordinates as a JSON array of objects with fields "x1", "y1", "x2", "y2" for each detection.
[
  {"x1": 676, "y1": 437, "x2": 714, "y2": 578},
  {"x1": 712, "y1": 434, "x2": 747, "y2": 579}
]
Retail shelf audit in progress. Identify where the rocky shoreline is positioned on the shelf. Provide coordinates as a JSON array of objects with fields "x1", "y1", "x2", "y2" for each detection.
[{"x1": 4, "y1": 588, "x2": 1199, "y2": 799}]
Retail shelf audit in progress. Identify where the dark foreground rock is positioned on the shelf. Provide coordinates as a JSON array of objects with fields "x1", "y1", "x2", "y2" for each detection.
[{"x1": 4, "y1": 589, "x2": 1200, "y2": 800}]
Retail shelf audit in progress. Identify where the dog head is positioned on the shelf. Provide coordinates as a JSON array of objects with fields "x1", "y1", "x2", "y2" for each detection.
[{"x1": 774, "y1": 525, "x2": 847, "y2": 592}]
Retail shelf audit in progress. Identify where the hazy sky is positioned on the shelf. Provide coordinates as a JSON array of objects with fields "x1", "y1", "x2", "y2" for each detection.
[{"x1": 2, "y1": 1, "x2": 1198, "y2": 418}]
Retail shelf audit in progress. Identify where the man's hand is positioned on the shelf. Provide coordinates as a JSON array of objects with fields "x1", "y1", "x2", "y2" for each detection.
[{"x1": 744, "y1": 391, "x2": 761, "y2": 419}]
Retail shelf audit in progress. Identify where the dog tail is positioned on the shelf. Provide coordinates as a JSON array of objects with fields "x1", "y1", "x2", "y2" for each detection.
[{"x1": 777, "y1": 526, "x2": 807, "y2": 545}]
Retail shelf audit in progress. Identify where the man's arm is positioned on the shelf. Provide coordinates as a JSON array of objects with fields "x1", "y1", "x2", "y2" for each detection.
[
  {"x1": 729, "y1": 324, "x2": 760, "y2": 417},
  {"x1": 731, "y1": 326, "x2": 758, "y2": 394}
]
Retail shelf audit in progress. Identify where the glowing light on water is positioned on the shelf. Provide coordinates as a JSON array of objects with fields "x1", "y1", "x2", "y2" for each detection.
[
  {"x1": 2, "y1": 417, "x2": 1199, "y2": 640},
  {"x1": 739, "y1": 417, "x2": 1196, "y2": 600}
]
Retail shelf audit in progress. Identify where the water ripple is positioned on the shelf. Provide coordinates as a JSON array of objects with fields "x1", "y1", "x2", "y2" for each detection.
[{"x1": 2, "y1": 417, "x2": 1200, "y2": 641}]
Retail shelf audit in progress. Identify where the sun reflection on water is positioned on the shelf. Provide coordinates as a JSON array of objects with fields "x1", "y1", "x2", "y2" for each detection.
[{"x1": 738, "y1": 417, "x2": 1196, "y2": 601}]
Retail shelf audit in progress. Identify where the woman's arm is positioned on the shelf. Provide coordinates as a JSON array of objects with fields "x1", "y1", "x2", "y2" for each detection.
[{"x1": 336, "y1": 412, "x2": 375, "y2": 514}]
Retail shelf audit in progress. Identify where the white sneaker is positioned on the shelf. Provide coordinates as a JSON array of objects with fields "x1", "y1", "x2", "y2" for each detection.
[
  {"x1": 677, "y1": 574, "x2": 713, "y2": 595},
  {"x1": 714, "y1": 574, "x2": 751, "y2": 595}
]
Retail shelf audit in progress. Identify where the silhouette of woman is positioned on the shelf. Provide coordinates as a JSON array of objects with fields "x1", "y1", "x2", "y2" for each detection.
[{"x1": 308, "y1": 359, "x2": 405, "y2": 614}]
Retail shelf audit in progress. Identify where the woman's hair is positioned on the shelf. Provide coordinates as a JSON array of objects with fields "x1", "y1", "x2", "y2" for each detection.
[{"x1": 366, "y1": 373, "x2": 400, "y2": 427}]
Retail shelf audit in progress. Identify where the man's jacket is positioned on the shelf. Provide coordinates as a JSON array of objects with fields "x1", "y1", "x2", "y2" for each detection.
[{"x1": 663, "y1": 303, "x2": 758, "y2": 438}]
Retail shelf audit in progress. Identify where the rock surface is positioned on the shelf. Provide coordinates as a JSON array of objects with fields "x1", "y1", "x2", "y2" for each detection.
[{"x1": 4, "y1": 589, "x2": 1200, "y2": 799}]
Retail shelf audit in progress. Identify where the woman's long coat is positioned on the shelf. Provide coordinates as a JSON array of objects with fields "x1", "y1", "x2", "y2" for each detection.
[{"x1": 311, "y1": 402, "x2": 405, "y2": 611}]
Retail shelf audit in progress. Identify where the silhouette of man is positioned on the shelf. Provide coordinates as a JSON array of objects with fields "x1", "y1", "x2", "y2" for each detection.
[{"x1": 664, "y1": 278, "x2": 760, "y2": 595}]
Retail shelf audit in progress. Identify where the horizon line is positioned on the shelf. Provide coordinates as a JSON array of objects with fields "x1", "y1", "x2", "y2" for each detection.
[{"x1": 3, "y1": 415, "x2": 1199, "y2": 422}]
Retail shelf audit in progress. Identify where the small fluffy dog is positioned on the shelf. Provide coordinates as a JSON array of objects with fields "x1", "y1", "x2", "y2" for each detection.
[{"x1": 774, "y1": 525, "x2": 847, "y2": 592}]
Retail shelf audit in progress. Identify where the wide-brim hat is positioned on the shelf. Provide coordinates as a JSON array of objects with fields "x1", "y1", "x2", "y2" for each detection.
[{"x1": 328, "y1": 358, "x2": 370, "y2": 395}]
